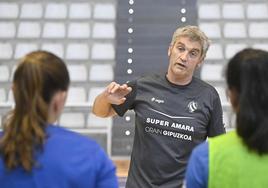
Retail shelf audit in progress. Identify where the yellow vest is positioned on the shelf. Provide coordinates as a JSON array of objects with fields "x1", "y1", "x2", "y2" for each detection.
[{"x1": 209, "y1": 131, "x2": 268, "y2": 188}]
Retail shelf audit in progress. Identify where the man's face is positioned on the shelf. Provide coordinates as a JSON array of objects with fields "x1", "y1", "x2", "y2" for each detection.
[{"x1": 167, "y1": 36, "x2": 203, "y2": 82}]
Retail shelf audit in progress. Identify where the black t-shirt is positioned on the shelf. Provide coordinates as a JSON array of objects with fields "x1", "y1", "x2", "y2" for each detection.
[{"x1": 113, "y1": 73, "x2": 225, "y2": 188}]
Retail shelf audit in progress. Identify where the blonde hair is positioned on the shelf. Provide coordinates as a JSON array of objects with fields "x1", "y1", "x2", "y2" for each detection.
[{"x1": 170, "y1": 25, "x2": 210, "y2": 59}]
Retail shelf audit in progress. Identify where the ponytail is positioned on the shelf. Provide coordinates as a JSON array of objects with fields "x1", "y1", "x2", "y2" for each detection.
[
  {"x1": 0, "y1": 51, "x2": 69, "y2": 171},
  {"x1": 1, "y1": 59, "x2": 48, "y2": 171}
]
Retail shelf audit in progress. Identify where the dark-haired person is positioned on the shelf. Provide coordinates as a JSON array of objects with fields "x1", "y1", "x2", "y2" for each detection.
[
  {"x1": 185, "y1": 48, "x2": 268, "y2": 188},
  {"x1": 0, "y1": 51, "x2": 118, "y2": 188},
  {"x1": 93, "y1": 25, "x2": 225, "y2": 188}
]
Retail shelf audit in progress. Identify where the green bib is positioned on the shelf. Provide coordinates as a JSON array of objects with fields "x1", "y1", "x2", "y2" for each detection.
[{"x1": 209, "y1": 131, "x2": 268, "y2": 188}]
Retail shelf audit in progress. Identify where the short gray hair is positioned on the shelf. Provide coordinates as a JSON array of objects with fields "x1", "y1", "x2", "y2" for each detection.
[{"x1": 170, "y1": 25, "x2": 210, "y2": 59}]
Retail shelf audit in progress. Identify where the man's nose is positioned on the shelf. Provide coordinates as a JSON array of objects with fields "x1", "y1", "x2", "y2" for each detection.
[{"x1": 180, "y1": 51, "x2": 188, "y2": 61}]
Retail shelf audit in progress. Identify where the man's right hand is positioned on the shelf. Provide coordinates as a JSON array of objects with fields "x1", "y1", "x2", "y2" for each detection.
[{"x1": 103, "y1": 82, "x2": 132, "y2": 105}]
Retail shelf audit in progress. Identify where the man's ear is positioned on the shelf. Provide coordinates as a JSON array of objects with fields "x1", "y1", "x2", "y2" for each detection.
[
  {"x1": 197, "y1": 54, "x2": 206, "y2": 68},
  {"x1": 196, "y1": 60, "x2": 204, "y2": 68},
  {"x1": 168, "y1": 45, "x2": 172, "y2": 57}
]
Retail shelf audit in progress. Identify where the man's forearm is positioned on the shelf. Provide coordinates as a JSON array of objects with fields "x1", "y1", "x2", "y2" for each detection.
[{"x1": 92, "y1": 93, "x2": 115, "y2": 117}]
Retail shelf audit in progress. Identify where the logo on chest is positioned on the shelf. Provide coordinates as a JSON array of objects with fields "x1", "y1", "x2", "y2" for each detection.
[
  {"x1": 151, "y1": 97, "x2": 164, "y2": 104},
  {"x1": 187, "y1": 101, "x2": 198, "y2": 113}
]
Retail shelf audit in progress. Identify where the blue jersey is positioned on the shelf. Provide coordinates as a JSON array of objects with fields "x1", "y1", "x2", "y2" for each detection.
[{"x1": 0, "y1": 125, "x2": 118, "y2": 188}]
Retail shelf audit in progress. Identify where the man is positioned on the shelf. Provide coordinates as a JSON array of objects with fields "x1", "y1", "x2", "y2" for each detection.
[{"x1": 93, "y1": 25, "x2": 225, "y2": 188}]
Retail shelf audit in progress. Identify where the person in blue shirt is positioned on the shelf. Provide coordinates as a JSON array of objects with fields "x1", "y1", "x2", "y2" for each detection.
[
  {"x1": 185, "y1": 48, "x2": 268, "y2": 188},
  {"x1": 0, "y1": 50, "x2": 118, "y2": 188}
]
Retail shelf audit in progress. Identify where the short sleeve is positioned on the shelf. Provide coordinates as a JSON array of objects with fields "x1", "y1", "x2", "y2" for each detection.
[
  {"x1": 207, "y1": 91, "x2": 226, "y2": 137},
  {"x1": 185, "y1": 142, "x2": 209, "y2": 188},
  {"x1": 95, "y1": 148, "x2": 118, "y2": 188}
]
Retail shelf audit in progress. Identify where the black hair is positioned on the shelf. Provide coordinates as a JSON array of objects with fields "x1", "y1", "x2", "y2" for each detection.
[{"x1": 226, "y1": 48, "x2": 268, "y2": 154}]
